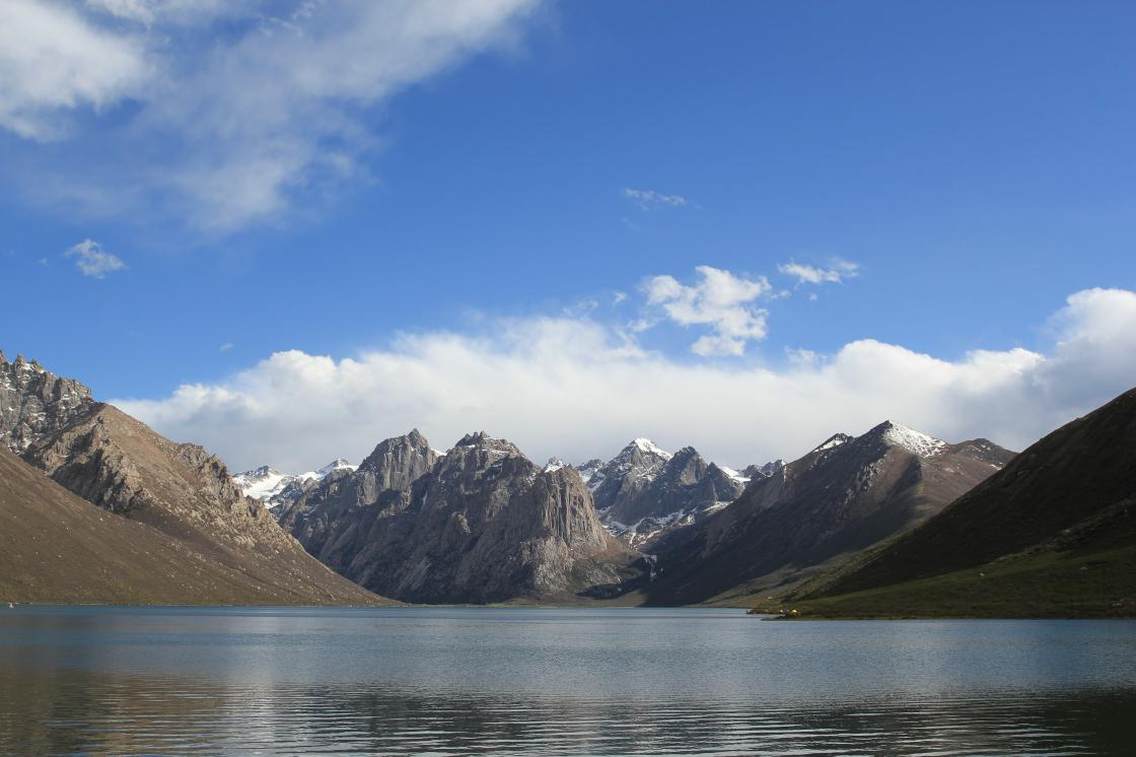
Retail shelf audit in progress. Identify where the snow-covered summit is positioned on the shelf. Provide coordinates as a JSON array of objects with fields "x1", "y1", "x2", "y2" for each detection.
[
  {"x1": 874, "y1": 421, "x2": 947, "y2": 458},
  {"x1": 631, "y1": 438, "x2": 672, "y2": 460},
  {"x1": 312, "y1": 458, "x2": 356, "y2": 478},
  {"x1": 232, "y1": 466, "x2": 294, "y2": 501}
]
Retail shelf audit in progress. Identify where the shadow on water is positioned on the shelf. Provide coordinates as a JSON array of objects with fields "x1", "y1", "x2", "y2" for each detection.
[{"x1": 1, "y1": 607, "x2": 1134, "y2": 755}]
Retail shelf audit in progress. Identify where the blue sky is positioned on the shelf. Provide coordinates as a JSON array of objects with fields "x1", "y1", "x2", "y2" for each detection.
[{"x1": 3, "y1": 1, "x2": 1135, "y2": 470}]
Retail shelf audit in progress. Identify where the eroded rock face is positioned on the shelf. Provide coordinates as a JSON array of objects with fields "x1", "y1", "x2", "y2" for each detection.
[
  {"x1": 0, "y1": 351, "x2": 93, "y2": 454},
  {"x1": 281, "y1": 431, "x2": 640, "y2": 603}
]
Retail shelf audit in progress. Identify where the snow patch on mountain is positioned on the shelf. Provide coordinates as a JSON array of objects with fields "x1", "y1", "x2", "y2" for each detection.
[
  {"x1": 717, "y1": 465, "x2": 750, "y2": 485},
  {"x1": 632, "y1": 438, "x2": 672, "y2": 460},
  {"x1": 880, "y1": 422, "x2": 947, "y2": 458}
]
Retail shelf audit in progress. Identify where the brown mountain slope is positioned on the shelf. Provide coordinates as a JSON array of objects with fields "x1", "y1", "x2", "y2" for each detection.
[
  {"x1": 641, "y1": 422, "x2": 1013, "y2": 605},
  {"x1": 0, "y1": 447, "x2": 379, "y2": 605},
  {"x1": 804, "y1": 386, "x2": 1136, "y2": 603},
  {"x1": 16, "y1": 403, "x2": 386, "y2": 606}
]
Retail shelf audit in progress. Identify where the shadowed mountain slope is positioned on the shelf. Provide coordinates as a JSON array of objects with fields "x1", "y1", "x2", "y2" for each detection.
[
  {"x1": 642, "y1": 422, "x2": 1013, "y2": 605},
  {"x1": 790, "y1": 386, "x2": 1136, "y2": 615}
]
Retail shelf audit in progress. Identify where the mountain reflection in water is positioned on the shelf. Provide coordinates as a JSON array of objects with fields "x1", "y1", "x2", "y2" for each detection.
[{"x1": 1, "y1": 607, "x2": 1132, "y2": 755}]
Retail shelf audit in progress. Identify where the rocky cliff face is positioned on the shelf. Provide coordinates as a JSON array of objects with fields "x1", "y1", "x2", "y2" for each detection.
[
  {"x1": 642, "y1": 421, "x2": 1015, "y2": 605},
  {"x1": 281, "y1": 431, "x2": 640, "y2": 603},
  {"x1": 0, "y1": 351, "x2": 93, "y2": 453}
]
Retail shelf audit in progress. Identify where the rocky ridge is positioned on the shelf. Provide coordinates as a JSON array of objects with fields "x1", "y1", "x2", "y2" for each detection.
[{"x1": 0, "y1": 351, "x2": 93, "y2": 454}]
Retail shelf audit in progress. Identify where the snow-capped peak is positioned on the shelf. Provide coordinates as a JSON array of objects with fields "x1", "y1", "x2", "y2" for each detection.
[
  {"x1": 232, "y1": 466, "x2": 293, "y2": 501},
  {"x1": 630, "y1": 438, "x2": 671, "y2": 459},
  {"x1": 315, "y1": 458, "x2": 356, "y2": 477},
  {"x1": 877, "y1": 421, "x2": 947, "y2": 458},
  {"x1": 233, "y1": 457, "x2": 355, "y2": 503},
  {"x1": 544, "y1": 457, "x2": 566, "y2": 472}
]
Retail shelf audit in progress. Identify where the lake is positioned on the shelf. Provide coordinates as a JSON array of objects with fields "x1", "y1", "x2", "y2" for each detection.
[{"x1": 0, "y1": 606, "x2": 1133, "y2": 755}]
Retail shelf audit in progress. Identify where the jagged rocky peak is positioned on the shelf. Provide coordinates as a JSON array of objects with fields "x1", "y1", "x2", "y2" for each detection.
[
  {"x1": 544, "y1": 457, "x2": 567, "y2": 472},
  {"x1": 666, "y1": 446, "x2": 707, "y2": 483},
  {"x1": 575, "y1": 458, "x2": 603, "y2": 481},
  {"x1": 598, "y1": 440, "x2": 752, "y2": 545},
  {"x1": 742, "y1": 459, "x2": 785, "y2": 479},
  {"x1": 0, "y1": 350, "x2": 94, "y2": 453},
  {"x1": 358, "y1": 429, "x2": 438, "y2": 490},
  {"x1": 279, "y1": 425, "x2": 640, "y2": 604},
  {"x1": 446, "y1": 431, "x2": 526, "y2": 465}
]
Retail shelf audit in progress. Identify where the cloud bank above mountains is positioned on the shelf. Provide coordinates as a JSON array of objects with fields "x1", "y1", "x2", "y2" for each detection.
[{"x1": 116, "y1": 286, "x2": 1136, "y2": 473}]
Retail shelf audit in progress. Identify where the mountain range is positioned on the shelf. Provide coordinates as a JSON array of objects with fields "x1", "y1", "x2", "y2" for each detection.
[{"x1": 2, "y1": 348, "x2": 1132, "y2": 615}]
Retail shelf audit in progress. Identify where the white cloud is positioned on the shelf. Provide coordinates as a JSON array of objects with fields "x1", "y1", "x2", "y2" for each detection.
[
  {"x1": 0, "y1": 0, "x2": 150, "y2": 140},
  {"x1": 65, "y1": 238, "x2": 127, "y2": 278},
  {"x1": 643, "y1": 266, "x2": 772, "y2": 356},
  {"x1": 623, "y1": 187, "x2": 688, "y2": 210},
  {"x1": 219, "y1": 342, "x2": 234, "y2": 352},
  {"x1": 114, "y1": 288, "x2": 1136, "y2": 474},
  {"x1": 3, "y1": 0, "x2": 542, "y2": 230},
  {"x1": 779, "y1": 259, "x2": 860, "y2": 285}
]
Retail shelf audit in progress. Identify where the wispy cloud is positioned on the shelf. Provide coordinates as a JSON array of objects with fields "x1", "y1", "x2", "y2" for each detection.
[
  {"x1": 623, "y1": 187, "x2": 688, "y2": 210},
  {"x1": 117, "y1": 288, "x2": 1136, "y2": 473},
  {"x1": 0, "y1": 0, "x2": 150, "y2": 140},
  {"x1": 642, "y1": 266, "x2": 771, "y2": 356},
  {"x1": 65, "y1": 239, "x2": 126, "y2": 278},
  {"x1": 1, "y1": 0, "x2": 543, "y2": 231},
  {"x1": 219, "y1": 342, "x2": 235, "y2": 352},
  {"x1": 779, "y1": 258, "x2": 860, "y2": 285}
]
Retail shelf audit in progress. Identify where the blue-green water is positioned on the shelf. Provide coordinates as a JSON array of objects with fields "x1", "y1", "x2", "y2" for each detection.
[{"x1": 0, "y1": 607, "x2": 1133, "y2": 754}]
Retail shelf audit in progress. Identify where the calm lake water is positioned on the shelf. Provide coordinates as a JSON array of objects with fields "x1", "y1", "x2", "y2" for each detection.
[{"x1": 0, "y1": 607, "x2": 1133, "y2": 755}]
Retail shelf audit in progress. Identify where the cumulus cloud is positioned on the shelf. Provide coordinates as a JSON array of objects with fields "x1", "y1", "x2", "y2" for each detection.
[
  {"x1": 114, "y1": 287, "x2": 1136, "y2": 474},
  {"x1": 623, "y1": 187, "x2": 688, "y2": 210},
  {"x1": 3, "y1": 0, "x2": 542, "y2": 230},
  {"x1": 643, "y1": 266, "x2": 772, "y2": 356},
  {"x1": 779, "y1": 258, "x2": 860, "y2": 285},
  {"x1": 65, "y1": 238, "x2": 127, "y2": 278}
]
